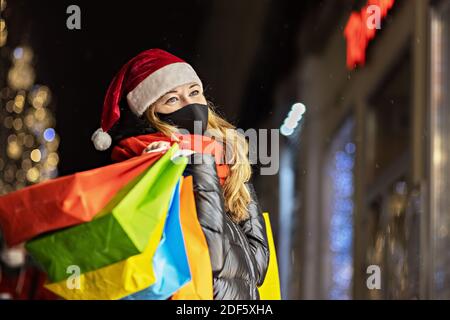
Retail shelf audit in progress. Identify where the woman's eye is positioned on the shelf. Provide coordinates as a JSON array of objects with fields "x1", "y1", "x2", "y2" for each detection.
[
  {"x1": 166, "y1": 97, "x2": 178, "y2": 104},
  {"x1": 190, "y1": 90, "x2": 200, "y2": 96}
]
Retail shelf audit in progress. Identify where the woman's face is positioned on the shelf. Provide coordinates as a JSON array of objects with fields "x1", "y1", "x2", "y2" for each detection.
[{"x1": 152, "y1": 82, "x2": 207, "y2": 114}]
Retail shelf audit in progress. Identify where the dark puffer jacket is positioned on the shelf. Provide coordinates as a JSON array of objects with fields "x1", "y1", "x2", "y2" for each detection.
[
  {"x1": 183, "y1": 153, "x2": 270, "y2": 300},
  {"x1": 108, "y1": 105, "x2": 270, "y2": 299}
]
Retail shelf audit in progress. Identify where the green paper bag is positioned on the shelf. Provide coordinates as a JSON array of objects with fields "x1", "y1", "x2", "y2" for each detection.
[{"x1": 26, "y1": 144, "x2": 187, "y2": 283}]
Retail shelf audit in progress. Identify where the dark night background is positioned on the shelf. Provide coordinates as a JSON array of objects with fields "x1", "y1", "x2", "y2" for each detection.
[{"x1": 4, "y1": 0, "x2": 340, "y2": 176}]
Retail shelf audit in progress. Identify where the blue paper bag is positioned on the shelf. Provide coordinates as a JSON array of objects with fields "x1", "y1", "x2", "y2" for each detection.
[{"x1": 123, "y1": 180, "x2": 191, "y2": 300}]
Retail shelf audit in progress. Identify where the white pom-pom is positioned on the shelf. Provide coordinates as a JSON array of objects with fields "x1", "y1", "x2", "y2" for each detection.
[{"x1": 91, "y1": 128, "x2": 112, "y2": 151}]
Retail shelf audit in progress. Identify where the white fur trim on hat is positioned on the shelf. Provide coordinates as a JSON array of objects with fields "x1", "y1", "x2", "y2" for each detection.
[
  {"x1": 91, "y1": 128, "x2": 112, "y2": 151},
  {"x1": 126, "y1": 62, "x2": 203, "y2": 116}
]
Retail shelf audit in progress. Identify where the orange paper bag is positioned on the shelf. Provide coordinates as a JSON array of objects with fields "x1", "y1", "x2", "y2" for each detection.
[
  {"x1": 170, "y1": 176, "x2": 213, "y2": 300},
  {"x1": 0, "y1": 151, "x2": 163, "y2": 247}
]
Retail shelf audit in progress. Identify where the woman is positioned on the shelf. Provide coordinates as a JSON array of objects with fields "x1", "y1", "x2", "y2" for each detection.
[{"x1": 91, "y1": 48, "x2": 269, "y2": 300}]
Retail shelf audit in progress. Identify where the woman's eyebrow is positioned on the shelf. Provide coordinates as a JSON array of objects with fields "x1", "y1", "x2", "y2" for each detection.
[
  {"x1": 164, "y1": 84, "x2": 199, "y2": 96},
  {"x1": 164, "y1": 89, "x2": 178, "y2": 95}
]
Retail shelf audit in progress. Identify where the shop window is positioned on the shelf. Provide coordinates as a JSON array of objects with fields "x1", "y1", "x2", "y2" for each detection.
[
  {"x1": 366, "y1": 50, "x2": 412, "y2": 187},
  {"x1": 362, "y1": 46, "x2": 420, "y2": 299}
]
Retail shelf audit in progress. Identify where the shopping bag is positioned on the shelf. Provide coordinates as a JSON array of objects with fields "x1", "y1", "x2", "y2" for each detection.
[
  {"x1": 170, "y1": 176, "x2": 213, "y2": 300},
  {"x1": 0, "y1": 150, "x2": 164, "y2": 247},
  {"x1": 257, "y1": 212, "x2": 281, "y2": 300},
  {"x1": 26, "y1": 144, "x2": 187, "y2": 283},
  {"x1": 122, "y1": 179, "x2": 191, "y2": 300},
  {"x1": 44, "y1": 209, "x2": 167, "y2": 300}
]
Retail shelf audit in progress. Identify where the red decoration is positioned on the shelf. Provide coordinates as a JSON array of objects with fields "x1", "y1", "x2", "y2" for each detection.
[
  {"x1": 344, "y1": 0, "x2": 395, "y2": 70},
  {"x1": 0, "y1": 266, "x2": 59, "y2": 300}
]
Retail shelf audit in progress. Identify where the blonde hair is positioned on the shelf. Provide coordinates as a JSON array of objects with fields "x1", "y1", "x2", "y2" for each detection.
[{"x1": 145, "y1": 101, "x2": 252, "y2": 223}]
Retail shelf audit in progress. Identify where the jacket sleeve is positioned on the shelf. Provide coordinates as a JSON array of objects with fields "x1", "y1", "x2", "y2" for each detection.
[
  {"x1": 182, "y1": 153, "x2": 226, "y2": 276},
  {"x1": 239, "y1": 182, "x2": 270, "y2": 287}
]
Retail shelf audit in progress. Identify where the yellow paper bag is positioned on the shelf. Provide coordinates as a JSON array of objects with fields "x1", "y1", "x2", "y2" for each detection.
[{"x1": 257, "y1": 212, "x2": 281, "y2": 300}]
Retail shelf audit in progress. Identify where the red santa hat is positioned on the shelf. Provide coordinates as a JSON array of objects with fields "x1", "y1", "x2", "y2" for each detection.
[{"x1": 91, "y1": 48, "x2": 203, "y2": 151}]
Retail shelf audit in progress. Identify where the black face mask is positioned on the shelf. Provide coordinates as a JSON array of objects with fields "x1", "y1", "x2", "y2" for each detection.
[{"x1": 156, "y1": 103, "x2": 209, "y2": 134}]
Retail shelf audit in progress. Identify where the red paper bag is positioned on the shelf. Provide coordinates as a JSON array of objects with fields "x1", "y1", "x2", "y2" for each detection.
[{"x1": 0, "y1": 152, "x2": 163, "y2": 247}]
